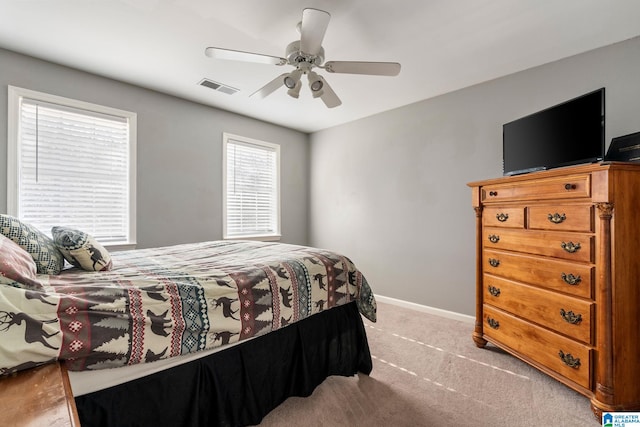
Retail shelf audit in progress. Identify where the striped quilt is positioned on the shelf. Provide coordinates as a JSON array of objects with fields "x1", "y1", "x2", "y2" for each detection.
[{"x1": 0, "y1": 240, "x2": 376, "y2": 375}]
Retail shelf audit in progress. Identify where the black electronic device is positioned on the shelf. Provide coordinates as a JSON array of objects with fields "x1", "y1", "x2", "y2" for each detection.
[
  {"x1": 605, "y1": 131, "x2": 640, "y2": 162},
  {"x1": 502, "y1": 88, "x2": 605, "y2": 176}
]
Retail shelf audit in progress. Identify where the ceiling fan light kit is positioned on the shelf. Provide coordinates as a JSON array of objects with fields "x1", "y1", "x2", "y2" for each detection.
[
  {"x1": 307, "y1": 71, "x2": 324, "y2": 98},
  {"x1": 283, "y1": 69, "x2": 302, "y2": 89},
  {"x1": 204, "y1": 8, "x2": 401, "y2": 108}
]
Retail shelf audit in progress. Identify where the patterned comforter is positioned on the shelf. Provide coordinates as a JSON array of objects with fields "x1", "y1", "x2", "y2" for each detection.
[{"x1": 0, "y1": 240, "x2": 376, "y2": 375}]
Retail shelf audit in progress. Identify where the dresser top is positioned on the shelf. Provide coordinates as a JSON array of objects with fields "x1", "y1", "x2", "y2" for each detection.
[{"x1": 467, "y1": 161, "x2": 640, "y2": 188}]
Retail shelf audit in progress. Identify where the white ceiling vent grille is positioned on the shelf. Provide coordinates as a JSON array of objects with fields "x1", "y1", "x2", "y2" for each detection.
[{"x1": 198, "y1": 79, "x2": 239, "y2": 95}]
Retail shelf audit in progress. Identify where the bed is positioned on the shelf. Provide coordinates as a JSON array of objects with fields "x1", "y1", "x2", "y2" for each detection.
[{"x1": 0, "y1": 236, "x2": 376, "y2": 426}]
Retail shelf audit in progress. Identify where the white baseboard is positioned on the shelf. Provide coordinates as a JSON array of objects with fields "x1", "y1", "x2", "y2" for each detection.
[{"x1": 375, "y1": 295, "x2": 475, "y2": 324}]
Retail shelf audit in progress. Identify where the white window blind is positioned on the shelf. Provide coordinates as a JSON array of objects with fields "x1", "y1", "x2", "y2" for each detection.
[
  {"x1": 8, "y1": 87, "x2": 136, "y2": 245},
  {"x1": 223, "y1": 133, "x2": 280, "y2": 239}
]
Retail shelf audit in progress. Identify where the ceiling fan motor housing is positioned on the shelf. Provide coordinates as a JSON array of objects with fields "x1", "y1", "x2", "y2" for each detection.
[{"x1": 285, "y1": 41, "x2": 324, "y2": 69}]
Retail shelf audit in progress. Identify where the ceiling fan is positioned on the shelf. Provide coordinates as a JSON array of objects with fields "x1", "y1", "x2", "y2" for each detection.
[{"x1": 205, "y1": 8, "x2": 401, "y2": 108}]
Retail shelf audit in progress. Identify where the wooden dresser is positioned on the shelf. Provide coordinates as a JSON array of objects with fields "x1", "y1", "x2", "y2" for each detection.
[{"x1": 468, "y1": 162, "x2": 640, "y2": 418}]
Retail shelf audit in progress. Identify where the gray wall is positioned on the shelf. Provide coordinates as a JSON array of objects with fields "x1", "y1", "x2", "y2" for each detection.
[
  {"x1": 309, "y1": 36, "x2": 640, "y2": 316},
  {"x1": 3, "y1": 36, "x2": 640, "y2": 317},
  {"x1": 0, "y1": 48, "x2": 310, "y2": 248}
]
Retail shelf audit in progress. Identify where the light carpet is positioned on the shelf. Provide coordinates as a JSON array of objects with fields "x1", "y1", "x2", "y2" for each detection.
[{"x1": 257, "y1": 301, "x2": 601, "y2": 426}]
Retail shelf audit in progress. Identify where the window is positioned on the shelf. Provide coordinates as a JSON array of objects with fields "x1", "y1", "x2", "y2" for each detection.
[
  {"x1": 7, "y1": 86, "x2": 136, "y2": 247},
  {"x1": 223, "y1": 133, "x2": 280, "y2": 240}
]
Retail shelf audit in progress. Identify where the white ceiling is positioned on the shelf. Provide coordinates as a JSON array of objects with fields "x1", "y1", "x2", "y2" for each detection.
[{"x1": 1, "y1": 0, "x2": 640, "y2": 133}]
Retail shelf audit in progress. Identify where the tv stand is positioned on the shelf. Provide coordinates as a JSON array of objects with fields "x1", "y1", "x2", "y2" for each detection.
[
  {"x1": 504, "y1": 166, "x2": 546, "y2": 176},
  {"x1": 469, "y1": 162, "x2": 640, "y2": 421}
]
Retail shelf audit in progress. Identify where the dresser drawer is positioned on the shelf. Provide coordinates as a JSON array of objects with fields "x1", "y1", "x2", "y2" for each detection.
[
  {"x1": 483, "y1": 305, "x2": 592, "y2": 389},
  {"x1": 483, "y1": 249, "x2": 594, "y2": 299},
  {"x1": 483, "y1": 275, "x2": 593, "y2": 344},
  {"x1": 482, "y1": 174, "x2": 591, "y2": 203},
  {"x1": 528, "y1": 204, "x2": 594, "y2": 232},
  {"x1": 483, "y1": 207, "x2": 525, "y2": 228},
  {"x1": 483, "y1": 227, "x2": 594, "y2": 263}
]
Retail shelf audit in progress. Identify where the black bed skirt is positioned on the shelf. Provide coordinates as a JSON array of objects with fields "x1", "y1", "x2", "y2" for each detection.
[{"x1": 75, "y1": 301, "x2": 372, "y2": 427}]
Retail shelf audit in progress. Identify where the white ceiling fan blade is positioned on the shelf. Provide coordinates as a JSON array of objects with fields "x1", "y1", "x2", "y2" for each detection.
[
  {"x1": 324, "y1": 61, "x2": 401, "y2": 76},
  {"x1": 205, "y1": 47, "x2": 287, "y2": 66},
  {"x1": 299, "y1": 8, "x2": 331, "y2": 55},
  {"x1": 250, "y1": 73, "x2": 288, "y2": 98},
  {"x1": 318, "y1": 77, "x2": 341, "y2": 108}
]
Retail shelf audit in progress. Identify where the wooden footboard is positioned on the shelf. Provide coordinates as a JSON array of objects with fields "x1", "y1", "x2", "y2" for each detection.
[{"x1": 0, "y1": 362, "x2": 79, "y2": 426}]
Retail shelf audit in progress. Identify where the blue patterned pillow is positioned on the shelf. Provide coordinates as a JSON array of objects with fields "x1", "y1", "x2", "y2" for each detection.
[
  {"x1": 51, "y1": 226, "x2": 112, "y2": 271},
  {"x1": 0, "y1": 214, "x2": 64, "y2": 275}
]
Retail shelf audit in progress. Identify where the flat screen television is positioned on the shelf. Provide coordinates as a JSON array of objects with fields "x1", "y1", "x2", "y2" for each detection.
[{"x1": 502, "y1": 88, "x2": 605, "y2": 176}]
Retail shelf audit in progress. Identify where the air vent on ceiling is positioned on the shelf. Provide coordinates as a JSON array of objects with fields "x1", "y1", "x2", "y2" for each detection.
[{"x1": 198, "y1": 78, "x2": 239, "y2": 95}]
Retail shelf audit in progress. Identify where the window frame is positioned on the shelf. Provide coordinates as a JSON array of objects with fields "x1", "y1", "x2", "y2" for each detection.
[
  {"x1": 7, "y1": 85, "x2": 137, "y2": 249},
  {"x1": 222, "y1": 132, "x2": 281, "y2": 241}
]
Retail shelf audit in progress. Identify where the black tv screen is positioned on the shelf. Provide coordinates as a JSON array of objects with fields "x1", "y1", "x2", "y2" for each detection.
[{"x1": 503, "y1": 88, "x2": 605, "y2": 176}]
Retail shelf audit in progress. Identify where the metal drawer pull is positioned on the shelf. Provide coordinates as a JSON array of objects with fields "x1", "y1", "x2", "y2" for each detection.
[
  {"x1": 560, "y1": 309, "x2": 582, "y2": 325},
  {"x1": 561, "y1": 242, "x2": 581, "y2": 253},
  {"x1": 489, "y1": 191, "x2": 498, "y2": 197},
  {"x1": 548, "y1": 213, "x2": 566, "y2": 224},
  {"x1": 561, "y1": 273, "x2": 581, "y2": 285},
  {"x1": 488, "y1": 234, "x2": 500, "y2": 243},
  {"x1": 488, "y1": 258, "x2": 500, "y2": 268},
  {"x1": 488, "y1": 285, "x2": 501, "y2": 297},
  {"x1": 496, "y1": 213, "x2": 509, "y2": 222},
  {"x1": 558, "y1": 350, "x2": 581, "y2": 368},
  {"x1": 487, "y1": 318, "x2": 500, "y2": 329},
  {"x1": 564, "y1": 183, "x2": 577, "y2": 190}
]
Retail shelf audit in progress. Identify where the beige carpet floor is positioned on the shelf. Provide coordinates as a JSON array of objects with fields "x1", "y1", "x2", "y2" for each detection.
[{"x1": 256, "y1": 301, "x2": 601, "y2": 427}]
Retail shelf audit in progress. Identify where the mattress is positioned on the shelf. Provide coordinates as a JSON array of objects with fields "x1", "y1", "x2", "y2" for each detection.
[
  {"x1": 73, "y1": 301, "x2": 373, "y2": 426},
  {"x1": 68, "y1": 337, "x2": 247, "y2": 396},
  {"x1": 0, "y1": 240, "x2": 376, "y2": 377}
]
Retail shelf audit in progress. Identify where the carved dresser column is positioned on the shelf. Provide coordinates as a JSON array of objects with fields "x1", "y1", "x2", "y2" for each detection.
[
  {"x1": 472, "y1": 205, "x2": 487, "y2": 348},
  {"x1": 592, "y1": 202, "x2": 614, "y2": 417}
]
